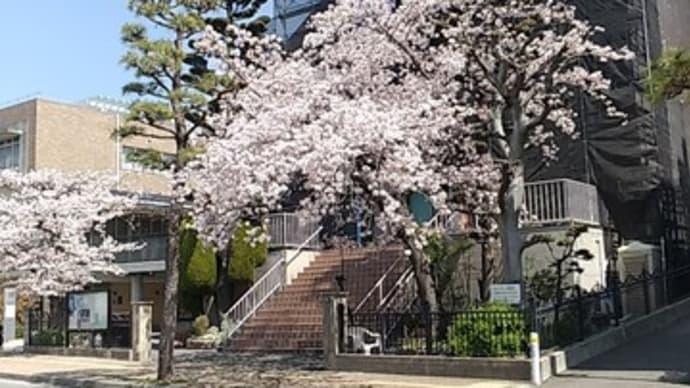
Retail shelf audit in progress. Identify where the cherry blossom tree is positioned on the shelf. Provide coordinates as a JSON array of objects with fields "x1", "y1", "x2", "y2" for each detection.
[
  {"x1": 184, "y1": 0, "x2": 500, "y2": 318},
  {"x1": 0, "y1": 170, "x2": 141, "y2": 296},
  {"x1": 187, "y1": 0, "x2": 633, "y2": 320},
  {"x1": 428, "y1": 0, "x2": 634, "y2": 283}
]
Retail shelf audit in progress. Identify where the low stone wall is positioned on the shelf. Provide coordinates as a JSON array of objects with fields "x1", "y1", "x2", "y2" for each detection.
[
  {"x1": 323, "y1": 293, "x2": 551, "y2": 382},
  {"x1": 550, "y1": 295, "x2": 690, "y2": 373},
  {"x1": 331, "y1": 354, "x2": 551, "y2": 381},
  {"x1": 25, "y1": 345, "x2": 133, "y2": 361}
]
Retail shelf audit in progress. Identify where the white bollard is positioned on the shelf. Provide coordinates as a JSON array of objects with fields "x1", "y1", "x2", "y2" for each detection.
[{"x1": 530, "y1": 331, "x2": 541, "y2": 386}]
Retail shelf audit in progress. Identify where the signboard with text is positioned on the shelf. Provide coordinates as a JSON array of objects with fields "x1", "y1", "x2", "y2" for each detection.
[
  {"x1": 68, "y1": 291, "x2": 109, "y2": 331},
  {"x1": 490, "y1": 284, "x2": 522, "y2": 305}
]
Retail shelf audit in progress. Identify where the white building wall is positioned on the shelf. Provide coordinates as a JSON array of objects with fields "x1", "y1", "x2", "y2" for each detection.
[{"x1": 521, "y1": 224, "x2": 607, "y2": 291}]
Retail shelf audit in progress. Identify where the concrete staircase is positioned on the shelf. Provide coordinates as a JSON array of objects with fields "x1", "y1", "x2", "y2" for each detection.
[{"x1": 228, "y1": 246, "x2": 407, "y2": 352}]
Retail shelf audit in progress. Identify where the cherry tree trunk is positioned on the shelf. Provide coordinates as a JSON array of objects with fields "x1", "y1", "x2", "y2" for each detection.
[
  {"x1": 158, "y1": 209, "x2": 182, "y2": 380},
  {"x1": 404, "y1": 238, "x2": 439, "y2": 342},
  {"x1": 499, "y1": 165, "x2": 525, "y2": 284},
  {"x1": 210, "y1": 248, "x2": 232, "y2": 326}
]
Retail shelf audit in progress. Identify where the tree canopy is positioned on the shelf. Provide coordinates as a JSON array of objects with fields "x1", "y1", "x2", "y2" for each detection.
[{"x1": 648, "y1": 48, "x2": 690, "y2": 104}]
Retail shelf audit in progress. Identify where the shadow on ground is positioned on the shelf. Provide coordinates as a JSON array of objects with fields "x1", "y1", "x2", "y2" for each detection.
[{"x1": 545, "y1": 317, "x2": 690, "y2": 387}]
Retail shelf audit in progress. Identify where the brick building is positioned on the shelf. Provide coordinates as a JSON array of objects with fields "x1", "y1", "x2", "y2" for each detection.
[{"x1": 0, "y1": 97, "x2": 176, "y2": 328}]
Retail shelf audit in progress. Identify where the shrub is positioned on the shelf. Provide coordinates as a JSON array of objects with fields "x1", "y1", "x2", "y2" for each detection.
[
  {"x1": 447, "y1": 304, "x2": 526, "y2": 357},
  {"x1": 229, "y1": 222, "x2": 268, "y2": 282},
  {"x1": 179, "y1": 221, "x2": 216, "y2": 316},
  {"x1": 179, "y1": 225, "x2": 216, "y2": 295},
  {"x1": 32, "y1": 329, "x2": 64, "y2": 346},
  {"x1": 192, "y1": 315, "x2": 210, "y2": 337}
]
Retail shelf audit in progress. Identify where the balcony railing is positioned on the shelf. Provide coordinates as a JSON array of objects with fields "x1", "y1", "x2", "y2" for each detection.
[
  {"x1": 115, "y1": 236, "x2": 168, "y2": 263},
  {"x1": 523, "y1": 179, "x2": 600, "y2": 226},
  {"x1": 266, "y1": 212, "x2": 321, "y2": 249}
]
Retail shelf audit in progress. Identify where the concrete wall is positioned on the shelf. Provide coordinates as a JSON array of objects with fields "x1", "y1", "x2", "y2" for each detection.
[
  {"x1": 522, "y1": 224, "x2": 607, "y2": 291},
  {"x1": 25, "y1": 346, "x2": 132, "y2": 361},
  {"x1": 284, "y1": 249, "x2": 317, "y2": 285},
  {"x1": 332, "y1": 354, "x2": 551, "y2": 382}
]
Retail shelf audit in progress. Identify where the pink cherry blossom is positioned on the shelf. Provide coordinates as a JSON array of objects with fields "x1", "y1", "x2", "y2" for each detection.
[{"x1": 0, "y1": 170, "x2": 141, "y2": 296}]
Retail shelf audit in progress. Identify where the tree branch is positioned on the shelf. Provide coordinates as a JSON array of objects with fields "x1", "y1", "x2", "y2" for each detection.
[{"x1": 370, "y1": 21, "x2": 430, "y2": 79}]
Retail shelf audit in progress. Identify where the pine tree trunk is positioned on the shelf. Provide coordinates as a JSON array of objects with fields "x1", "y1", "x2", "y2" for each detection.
[
  {"x1": 499, "y1": 164, "x2": 525, "y2": 284},
  {"x1": 157, "y1": 204, "x2": 182, "y2": 380}
]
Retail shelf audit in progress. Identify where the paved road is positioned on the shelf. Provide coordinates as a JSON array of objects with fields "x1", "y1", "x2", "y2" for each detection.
[
  {"x1": 0, "y1": 378, "x2": 52, "y2": 388},
  {"x1": 545, "y1": 316, "x2": 690, "y2": 387}
]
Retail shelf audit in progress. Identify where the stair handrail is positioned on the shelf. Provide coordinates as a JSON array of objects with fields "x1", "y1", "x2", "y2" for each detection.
[
  {"x1": 379, "y1": 266, "x2": 416, "y2": 311},
  {"x1": 350, "y1": 213, "x2": 440, "y2": 315},
  {"x1": 352, "y1": 254, "x2": 409, "y2": 314},
  {"x1": 221, "y1": 225, "x2": 323, "y2": 340}
]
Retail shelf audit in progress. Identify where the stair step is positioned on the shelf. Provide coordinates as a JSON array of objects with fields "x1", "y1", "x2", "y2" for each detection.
[{"x1": 231, "y1": 246, "x2": 405, "y2": 352}]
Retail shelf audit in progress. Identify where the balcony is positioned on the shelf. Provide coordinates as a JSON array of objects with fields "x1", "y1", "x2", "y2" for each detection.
[
  {"x1": 115, "y1": 236, "x2": 168, "y2": 263},
  {"x1": 523, "y1": 179, "x2": 600, "y2": 226},
  {"x1": 266, "y1": 212, "x2": 321, "y2": 250}
]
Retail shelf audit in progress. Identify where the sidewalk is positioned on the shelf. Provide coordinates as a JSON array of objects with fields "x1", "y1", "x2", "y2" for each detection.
[
  {"x1": 0, "y1": 354, "x2": 152, "y2": 387},
  {"x1": 0, "y1": 352, "x2": 531, "y2": 388}
]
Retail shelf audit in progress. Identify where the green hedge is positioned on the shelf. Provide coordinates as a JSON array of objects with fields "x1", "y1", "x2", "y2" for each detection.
[
  {"x1": 178, "y1": 220, "x2": 268, "y2": 315},
  {"x1": 447, "y1": 304, "x2": 526, "y2": 357},
  {"x1": 32, "y1": 330, "x2": 64, "y2": 346},
  {"x1": 179, "y1": 222, "x2": 216, "y2": 316},
  {"x1": 229, "y1": 222, "x2": 268, "y2": 283},
  {"x1": 179, "y1": 228, "x2": 216, "y2": 292}
]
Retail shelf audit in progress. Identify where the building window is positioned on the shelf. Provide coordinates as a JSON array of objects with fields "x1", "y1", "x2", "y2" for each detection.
[
  {"x1": 121, "y1": 146, "x2": 175, "y2": 173},
  {"x1": 0, "y1": 136, "x2": 20, "y2": 170},
  {"x1": 108, "y1": 215, "x2": 169, "y2": 263}
]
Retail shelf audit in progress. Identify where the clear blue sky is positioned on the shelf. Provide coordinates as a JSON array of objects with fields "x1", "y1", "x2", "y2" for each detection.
[{"x1": 0, "y1": 1, "x2": 273, "y2": 106}]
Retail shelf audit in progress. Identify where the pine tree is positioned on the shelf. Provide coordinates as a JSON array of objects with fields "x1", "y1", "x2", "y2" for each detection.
[{"x1": 120, "y1": 0, "x2": 268, "y2": 380}]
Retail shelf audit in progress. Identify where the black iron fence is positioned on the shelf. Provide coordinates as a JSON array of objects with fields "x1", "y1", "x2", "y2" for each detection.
[
  {"x1": 348, "y1": 309, "x2": 527, "y2": 357},
  {"x1": 344, "y1": 265, "x2": 690, "y2": 358},
  {"x1": 534, "y1": 265, "x2": 690, "y2": 350},
  {"x1": 27, "y1": 296, "x2": 131, "y2": 349},
  {"x1": 27, "y1": 298, "x2": 67, "y2": 347}
]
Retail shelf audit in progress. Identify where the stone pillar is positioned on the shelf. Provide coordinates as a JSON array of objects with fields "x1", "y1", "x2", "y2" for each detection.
[
  {"x1": 131, "y1": 301, "x2": 153, "y2": 363},
  {"x1": 2, "y1": 287, "x2": 17, "y2": 350},
  {"x1": 322, "y1": 292, "x2": 347, "y2": 368},
  {"x1": 130, "y1": 275, "x2": 143, "y2": 303}
]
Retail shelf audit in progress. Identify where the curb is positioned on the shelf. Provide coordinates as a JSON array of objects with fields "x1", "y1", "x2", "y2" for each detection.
[{"x1": 0, "y1": 372, "x2": 144, "y2": 388}]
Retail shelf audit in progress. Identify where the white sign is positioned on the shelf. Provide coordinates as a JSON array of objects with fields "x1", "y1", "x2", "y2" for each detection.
[
  {"x1": 68, "y1": 291, "x2": 109, "y2": 330},
  {"x1": 4, "y1": 288, "x2": 16, "y2": 318},
  {"x1": 3, "y1": 287, "x2": 17, "y2": 344},
  {"x1": 490, "y1": 284, "x2": 522, "y2": 305}
]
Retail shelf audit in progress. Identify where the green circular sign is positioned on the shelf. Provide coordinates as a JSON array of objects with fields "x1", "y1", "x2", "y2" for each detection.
[{"x1": 408, "y1": 192, "x2": 434, "y2": 224}]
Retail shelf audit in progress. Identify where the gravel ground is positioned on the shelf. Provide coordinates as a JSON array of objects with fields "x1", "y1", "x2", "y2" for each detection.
[{"x1": 169, "y1": 352, "x2": 370, "y2": 388}]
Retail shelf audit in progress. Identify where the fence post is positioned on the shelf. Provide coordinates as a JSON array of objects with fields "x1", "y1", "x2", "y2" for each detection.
[
  {"x1": 609, "y1": 271, "x2": 622, "y2": 325},
  {"x1": 529, "y1": 332, "x2": 542, "y2": 386},
  {"x1": 130, "y1": 301, "x2": 153, "y2": 363},
  {"x1": 642, "y1": 270, "x2": 651, "y2": 315},
  {"x1": 424, "y1": 308, "x2": 433, "y2": 355},
  {"x1": 322, "y1": 292, "x2": 348, "y2": 369},
  {"x1": 527, "y1": 298, "x2": 539, "y2": 350},
  {"x1": 26, "y1": 309, "x2": 31, "y2": 347},
  {"x1": 575, "y1": 287, "x2": 585, "y2": 342}
]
